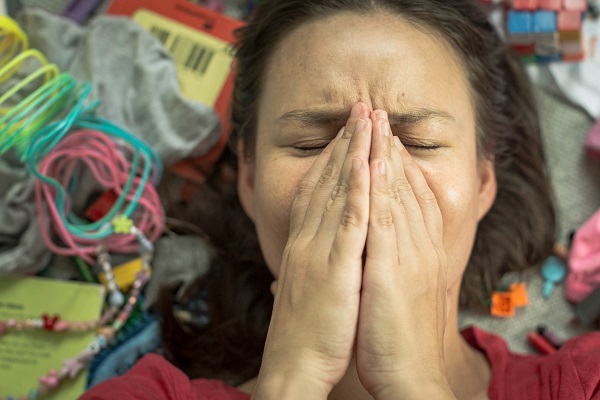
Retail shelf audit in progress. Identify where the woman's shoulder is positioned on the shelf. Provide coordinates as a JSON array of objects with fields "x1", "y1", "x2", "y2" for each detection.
[
  {"x1": 81, "y1": 353, "x2": 251, "y2": 400},
  {"x1": 462, "y1": 326, "x2": 600, "y2": 400}
]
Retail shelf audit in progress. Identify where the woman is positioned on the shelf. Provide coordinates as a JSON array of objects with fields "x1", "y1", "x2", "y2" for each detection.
[{"x1": 83, "y1": 0, "x2": 600, "y2": 399}]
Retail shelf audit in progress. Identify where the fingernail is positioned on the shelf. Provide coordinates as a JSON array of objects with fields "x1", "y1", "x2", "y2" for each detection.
[
  {"x1": 351, "y1": 103, "x2": 362, "y2": 118},
  {"x1": 352, "y1": 157, "x2": 362, "y2": 171},
  {"x1": 356, "y1": 119, "x2": 367, "y2": 131},
  {"x1": 380, "y1": 110, "x2": 388, "y2": 120},
  {"x1": 382, "y1": 121, "x2": 390, "y2": 137},
  {"x1": 337, "y1": 127, "x2": 345, "y2": 138},
  {"x1": 378, "y1": 161, "x2": 386, "y2": 175}
]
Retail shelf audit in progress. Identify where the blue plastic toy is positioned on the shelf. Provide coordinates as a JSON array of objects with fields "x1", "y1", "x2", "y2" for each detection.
[{"x1": 541, "y1": 256, "x2": 567, "y2": 298}]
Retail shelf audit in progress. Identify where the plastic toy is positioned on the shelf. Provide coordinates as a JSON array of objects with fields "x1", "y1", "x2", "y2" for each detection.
[{"x1": 505, "y1": 0, "x2": 586, "y2": 62}]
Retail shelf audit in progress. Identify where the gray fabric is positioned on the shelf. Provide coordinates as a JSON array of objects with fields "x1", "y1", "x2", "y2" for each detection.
[
  {"x1": 536, "y1": 88, "x2": 600, "y2": 242},
  {"x1": 144, "y1": 235, "x2": 214, "y2": 310},
  {"x1": 17, "y1": 8, "x2": 221, "y2": 165},
  {"x1": 459, "y1": 267, "x2": 593, "y2": 353},
  {"x1": 0, "y1": 9, "x2": 222, "y2": 275},
  {"x1": 0, "y1": 152, "x2": 51, "y2": 275},
  {"x1": 458, "y1": 87, "x2": 600, "y2": 352}
]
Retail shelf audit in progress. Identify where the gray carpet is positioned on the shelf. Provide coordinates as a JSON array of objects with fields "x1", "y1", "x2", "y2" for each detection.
[{"x1": 458, "y1": 85, "x2": 600, "y2": 353}]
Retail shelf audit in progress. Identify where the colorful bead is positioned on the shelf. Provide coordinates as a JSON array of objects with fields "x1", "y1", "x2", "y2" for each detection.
[
  {"x1": 62, "y1": 356, "x2": 86, "y2": 379},
  {"x1": 96, "y1": 335, "x2": 107, "y2": 348},
  {"x1": 52, "y1": 320, "x2": 70, "y2": 332},
  {"x1": 39, "y1": 370, "x2": 59, "y2": 390},
  {"x1": 109, "y1": 290, "x2": 124, "y2": 307},
  {"x1": 0, "y1": 244, "x2": 152, "y2": 400},
  {"x1": 27, "y1": 388, "x2": 38, "y2": 399},
  {"x1": 42, "y1": 314, "x2": 60, "y2": 331},
  {"x1": 88, "y1": 341, "x2": 100, "y2": 353}
]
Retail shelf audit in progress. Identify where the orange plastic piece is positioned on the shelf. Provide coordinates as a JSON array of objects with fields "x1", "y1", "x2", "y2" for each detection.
[
  {"x1": 510, "y1": 282, "x2": 529, "y2": 308},
  {"x1": 491, "y1": 292, "x2": 515, "y2": 317}
]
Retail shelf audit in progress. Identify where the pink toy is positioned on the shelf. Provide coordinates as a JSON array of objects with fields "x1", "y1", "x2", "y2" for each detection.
[
  {"x1": 586, "y1": 119, "x2": 600, "y2": 160},
  {"x1": 540, "y1": 0, "x2": 562, "y2": 9},
  {"x1": 557, "y1": 10, "x2": 582, "y2": 30},
  {"x1": 514, "y1": 0, "x2": 541, "y2": 10},
  {"x1": 566, "y1": 209, "x2": 600, "y2": 303},
  {"x1": 563, "y1": 0, "x2": 587, "y2": 11}
]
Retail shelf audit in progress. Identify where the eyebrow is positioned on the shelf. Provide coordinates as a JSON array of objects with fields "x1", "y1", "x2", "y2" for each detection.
[{"x1": 275, "y1": 107, "x2": 455, "y2": 127}]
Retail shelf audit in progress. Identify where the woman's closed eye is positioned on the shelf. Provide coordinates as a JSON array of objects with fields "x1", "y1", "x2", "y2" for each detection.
[
  {"x1": 292, "y1": 142, "x2": 330, "y2": 155},
  {"x1": 403, "y1": 141, "x2": 443, "y2": 151}
]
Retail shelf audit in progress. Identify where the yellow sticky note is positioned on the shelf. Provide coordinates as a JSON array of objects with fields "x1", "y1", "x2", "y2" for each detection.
[
  {"x1": 0, "y1": 277, "x2": 104, "y2": 399},
  {"x1": 133, "y1": 9, "x2": 234, "y2": 108}
]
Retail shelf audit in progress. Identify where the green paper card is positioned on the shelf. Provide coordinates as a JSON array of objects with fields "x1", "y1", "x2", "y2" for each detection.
[{"x1": 0, "y1": 277, "x2": 104, "y2": 399}]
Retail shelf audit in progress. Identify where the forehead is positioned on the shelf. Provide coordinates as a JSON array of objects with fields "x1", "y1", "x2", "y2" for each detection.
[{"x1": 259, "y1": 11, "x2": 473, "y2": 124}]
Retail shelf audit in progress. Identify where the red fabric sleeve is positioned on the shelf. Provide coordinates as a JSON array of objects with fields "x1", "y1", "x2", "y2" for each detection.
[
  {"x1": 463, "y1": 327, "x2": 600, "y2": 400},
  {"x1": 80, "y1": 354, "x2": 250, "y2": 400}
]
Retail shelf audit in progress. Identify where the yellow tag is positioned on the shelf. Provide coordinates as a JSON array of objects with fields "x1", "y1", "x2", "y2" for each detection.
[
  {"x1": 98, "y1": 258, "x2": 151, "y2": 291},
  {"x1": 133, "y1": 9, "x2": 233, "y2": 107}
]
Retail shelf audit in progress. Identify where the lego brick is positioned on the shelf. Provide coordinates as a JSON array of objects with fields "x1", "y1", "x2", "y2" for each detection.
[
  {"x1": 508, "y1": 32, "x2": 534, "y2": 45},
  {"x1": 557, "y1": 10, "x2": 582, "y2": 30},
  {"x1": 520, "y1": 54, "x2": 538, "y2": 64},
  {"x1": 558, "y1": 29, "x2": 581, "y2": 41},
  {"x1": 537, "y1": 53, "x2": 563, "y2": 62},
  {"x1": 508, "y1": 11, "x2": 533, "y2": 33},
  {"x1": 560, "y1": 40, "x2": 583, "y2": 54},
  {"x1": 533, "y1": 11, "x2": 557, "y2": 32},
  {"x1": 563, "y1": 0, "x2": 587, "y2": 11},
  {"x1": 513, "y1": 0, "x2": 541, "y2": 10},
  {"x1": 535, "y1": 43, "x2": 561, "y2": 56},
  {"x1": 512, "y1": 43, "x2": 536, "y2": 55},
  {"x1": 540, "y1": 0, "x2": 562, "y2": 10},
  {"x1": 562, "y1": 52, "x2": 585, "y2": 61},
  {"x1": 533, "y1": 31, "x2": 559, "y2": 45},
  {"x1": 534, "y1": 32, "x2": 560, "y2": 54}
]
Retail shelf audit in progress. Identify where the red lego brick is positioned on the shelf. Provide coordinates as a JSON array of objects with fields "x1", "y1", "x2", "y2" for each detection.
[
  {"x1": 540, "y1": 0, "x2": 562, "y2": 9},
  {"x1": 563, "y1": 0, "x2": 587, "y2": 11},
  {"x1": 85, "y1": 190, "x2": 118, "y2": 221},
  {"x1": 558, "y1": 10, "x2": 582, "y2": 30},
  {"x1": 513, "y1": 0, "x2": 541, "y2": 10}
]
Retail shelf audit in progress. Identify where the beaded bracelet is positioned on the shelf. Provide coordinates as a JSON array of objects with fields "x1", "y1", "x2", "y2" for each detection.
[{"x1": 0, "y1": 229, "x2": 153, "y2": 400}]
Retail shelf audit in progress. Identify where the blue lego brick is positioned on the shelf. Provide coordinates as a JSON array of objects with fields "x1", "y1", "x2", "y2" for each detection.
[
  {"x1": 508, "y1": 11, "x2": 533, "y2": 34},
  {"x1": 537, "y1": 53, "x2": 563, "y2": 63},
  {"x1": 533, "y1": 11, "x2": 557, "y2": 33}
]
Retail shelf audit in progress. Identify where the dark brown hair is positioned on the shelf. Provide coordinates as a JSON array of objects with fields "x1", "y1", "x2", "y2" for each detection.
[{"x1": 159, "y1": 0, "x2": 555, "y2": 386}]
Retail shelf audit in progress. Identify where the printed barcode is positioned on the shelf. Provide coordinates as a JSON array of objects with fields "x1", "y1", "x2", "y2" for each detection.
[
  {"x1": 149, "y1": 25, "x2": 216, "y2": 76},
  {"x1": 149, "y1": 26, "x2": 170, "y2": 44}
]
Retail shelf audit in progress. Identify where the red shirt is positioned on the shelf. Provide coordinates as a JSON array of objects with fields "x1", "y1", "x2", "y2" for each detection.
[{"x1": 81, "y1": 327, "x2": 600, "y2": 400}]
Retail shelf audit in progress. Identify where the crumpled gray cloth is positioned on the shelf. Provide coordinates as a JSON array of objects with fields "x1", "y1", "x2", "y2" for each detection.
[
  {"x1": 0, "y1": 152, "x2": 52, "y2": 275},
  {"x1": 144, "y1": 235, "x2": 214, "y2": 310},
  {"x1": 0, "y1": 10, "x2": 221, "y2": 275},
  {"x1": 17, "y1": 8, "x2": 221, "y2": 165}
]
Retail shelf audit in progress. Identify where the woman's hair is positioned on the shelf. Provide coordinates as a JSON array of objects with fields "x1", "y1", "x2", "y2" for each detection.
[{"x1": 158, "y1": 0, "x2": 555, "y2": 386}]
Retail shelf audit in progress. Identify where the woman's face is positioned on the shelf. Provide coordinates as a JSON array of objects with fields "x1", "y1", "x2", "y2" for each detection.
[{"x1": 237, "y1": 12, "x2": 497, "y2": 290}]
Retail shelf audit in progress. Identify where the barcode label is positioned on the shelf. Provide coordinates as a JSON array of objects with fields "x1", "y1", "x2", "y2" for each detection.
[
  {"x1": 133, "y1": 9, "x2": 233, "y2": 107},
  {"x1": 149, "y1": 25, "x2": 216, "y2": 76}
]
